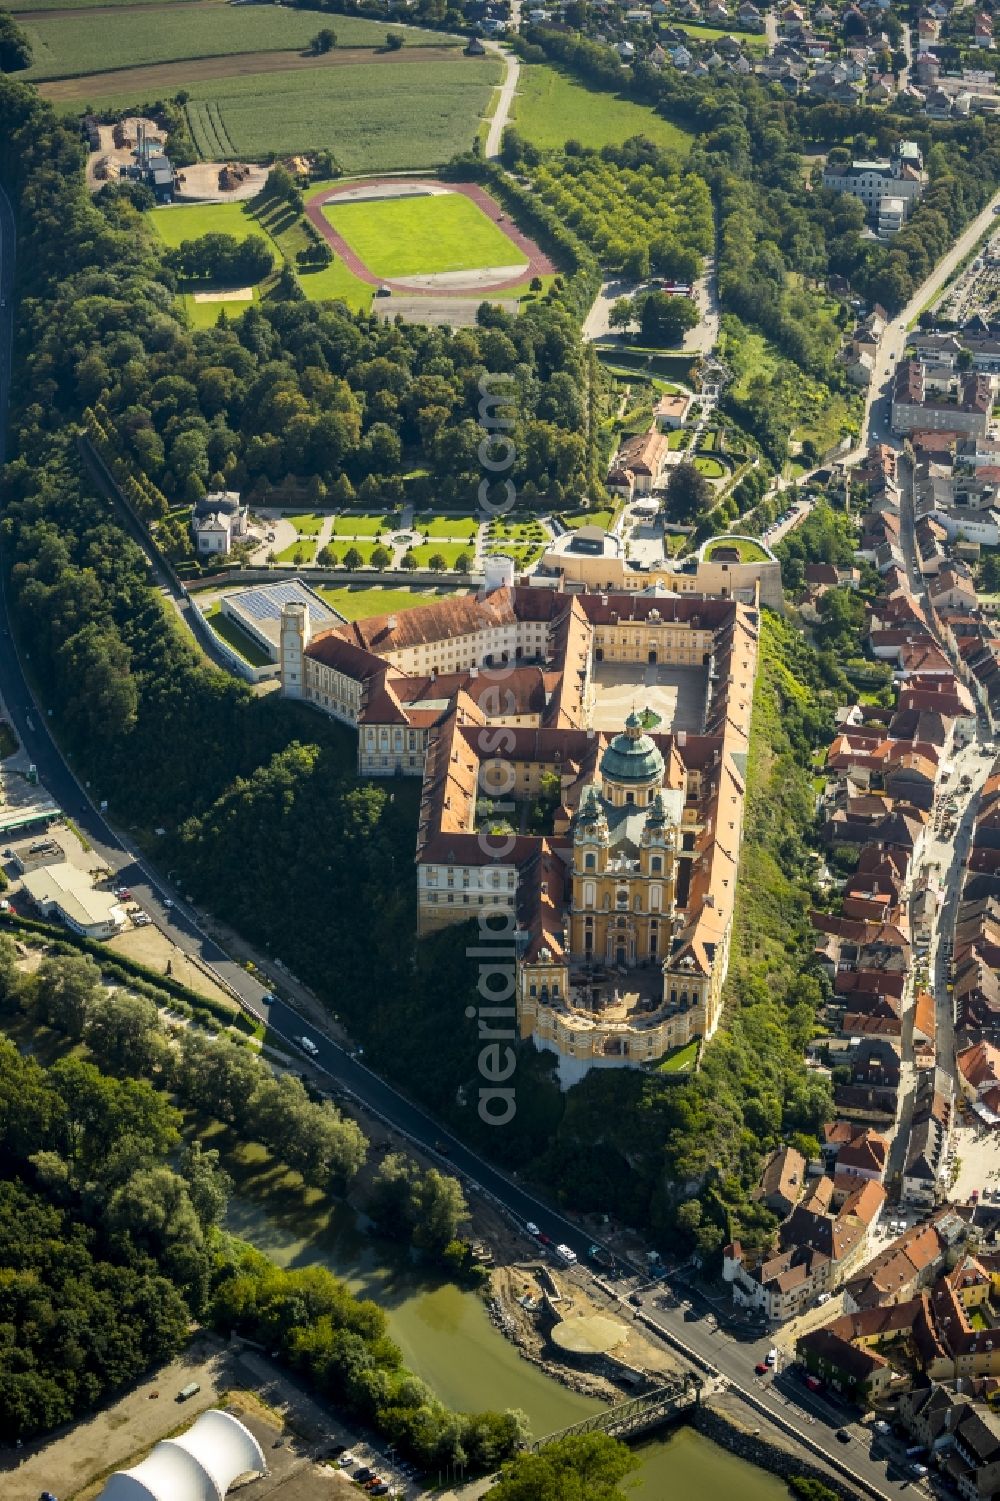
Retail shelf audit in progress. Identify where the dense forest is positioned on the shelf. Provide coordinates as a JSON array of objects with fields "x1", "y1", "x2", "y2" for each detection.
[{"x1": 0, "y1": 944, "x2": 523, "y2": 1462}]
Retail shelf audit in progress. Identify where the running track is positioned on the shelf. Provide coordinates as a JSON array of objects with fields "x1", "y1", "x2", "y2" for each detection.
[{"x1": 304, "y1": 178, "x2": 555, "y2": 294}]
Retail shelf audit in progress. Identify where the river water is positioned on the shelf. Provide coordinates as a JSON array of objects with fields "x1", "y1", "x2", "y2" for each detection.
[{"x1": 225, "y1": 1194, "x2": 788, "y2": 1499}]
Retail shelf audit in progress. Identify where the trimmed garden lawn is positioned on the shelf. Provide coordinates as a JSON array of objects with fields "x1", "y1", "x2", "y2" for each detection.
[
  {"x1": 285, "y1": 512, "x2": 326, "y2": 535},
  {"x1": 485, "y1": 543, "x2": 542, "y2": 566},
  {"x1": 514, "y1": 63, "x2": 692, "y2": 154},
  {"x1": 408, "y1": 542, "x2": 473, "y2": 568},
  {"x1": 418, "y1": 513, "x2": 480, "y2": 539},
  {"x1": 332, "y1": 513, "x2": 400, "y2": 537},
  {"x1": 206, "y1": 606, "x2": 271, "y2": 667},
  {"x1": 323, "y1": 192, "x2": 526, "y2": 279},
  {"x1": 562, "y1": 508, "x2": 616, "y2": 531},
  {"x1": 276, "y1": 538, "x2": 318, "y2": 565},
  {"x1": 706, "y1": 538, "x2": 769, "y2": 563},
  {"x1": 693, "y1": 455, "x2": 726, "y2": 479},
  {"x1": 317, "y1": 584, "x2": 470, "y2": 620},
  {"x1": 322, "y1": 541, "x2": 387, "y2": 566}
]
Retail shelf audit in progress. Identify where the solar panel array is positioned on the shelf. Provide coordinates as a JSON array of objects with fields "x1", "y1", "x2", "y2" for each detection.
[{"x1": 230, "y1": 579, "x2": 338, "y2": 632}]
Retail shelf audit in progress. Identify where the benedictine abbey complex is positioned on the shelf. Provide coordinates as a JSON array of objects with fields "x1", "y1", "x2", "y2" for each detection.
[{"x1": 280, "y1": 581, "x2": 758, "y2": 1085}]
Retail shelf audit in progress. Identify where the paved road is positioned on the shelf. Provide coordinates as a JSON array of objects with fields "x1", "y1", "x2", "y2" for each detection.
[
  {"x1": 484, "y1": 0, "x2": 522, "y2": 159},
  {"x1": 859, "y1": 186, "x2": 1000, "y2": 454}
]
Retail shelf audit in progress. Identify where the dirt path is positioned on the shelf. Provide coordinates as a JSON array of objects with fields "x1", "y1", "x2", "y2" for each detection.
[
  {"x1": 305, "y1": 177, "x2": 555, "y2": 294},
  {"x1": 38, "y1": 43, "x2": 463, "y2": 103}
]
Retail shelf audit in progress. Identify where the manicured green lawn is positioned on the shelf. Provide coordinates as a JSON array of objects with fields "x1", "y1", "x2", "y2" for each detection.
[
  {"x1": 332, "y1": 513, "x2": 399, "y2": 537},
  {"x1": 152, "y1": 200, "x2": 272, "y2": 249},
  {"x1": 484, "y1": 542, "x2": 542, "y2": 566},
  {"x1": 513, "y1": 63, "x2": 692, "y2": 154},
  {"x1": 276, "y1": 538, "x2": 318, "y2": 565},
  {"x1": 418, "y1": 513, "x2": 480, "y2": 539},
  {"x1": 297, "y1": 258, "x2": 374, "y2": 314},
  {"x1": 656, "y1": 1040, "x2": 699, "y2": 1073},
  {"x1": 487, "y1": 521, "x2": 548, "y2": 541},
  {"x1": 408, "y1": 542, "x2": 473, "y2": 568},
  {"x1": 206, "y1": 606, "x2": 272, "y2": 667},
  {"x1": 323, "y1": 191, "x2": 525, "y2": 279},
  {"x1": 321, "y1": 540, "x2": 390, "y2": 566},
  {"x1": 694, "y1": 455, "x2": 726, "y2": 479},
  {"x1": 286, "y1": 512, "x2": 326, "y2": 536},
  {"x1": 316, "y1": 584, "x2": 470, "y2": 620},
  {"x1": 706, "y1": 538, "x2": 769, "y2": 563},
  {"x1": 667, "y1": 429, "x2": 691, "y2": 450},
  {"x1": 562, "y1": 509, "x2": 615, "y2": 531}
]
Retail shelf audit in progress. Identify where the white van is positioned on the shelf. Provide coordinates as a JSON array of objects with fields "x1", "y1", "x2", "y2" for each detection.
[
  {"x1": 554, "y1": 1243, "x2": 578, "y2": 1265},
  {"x1": 298, "y1": 1035, "x2": 319, "y2": 1057}
]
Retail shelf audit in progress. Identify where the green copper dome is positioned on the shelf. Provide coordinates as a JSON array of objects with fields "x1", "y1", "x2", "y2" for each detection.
[{"x1": 600, "y1": 717, "x2": 665, "y2": 785}]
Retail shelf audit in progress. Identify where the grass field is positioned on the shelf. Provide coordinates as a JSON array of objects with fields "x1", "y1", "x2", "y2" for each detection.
[
  {"x1": 316, "y1": 584, "x2": 469, "y2": 620},
  {"x1": 8, "y1": 0, "x2": 212, "y2": 9},
  {"x1": 205, "y1": 605, "x2": 271, "y2": 667},
  {"x1": 276, "y1": 538, "x2": 318, "y2": 565},
  {"x1": 693, "y1": 455, "x2": 726, "y2": 479},
  {"x1": 408, "y1": 542, "x2": 472, "y2": 568},
  {"x1": 164, "y1": 58, "x2": 503, "y2": 167},
  {"x1": 323, "y1": 192, "x2": 525, "y2": 279},
  {"x1": 513, "y1": 64, "x2": 692, "y2": 154},
  {"x1": 332, "y1": 513, "x2": 400, "y2": 537},
  {"x1": 706, "y1": 538, "x2": 770, "y2": 563},
  {"x1": 152, "y1": 200, "x2": 274, "y2": 249},
  {"x1": 182, "y1": 285, "x2": 259, "y2": 328},
  {"x1": 418, "y1": 513, "x2": 480, "y2": 539},
  {"x1": 21, "y1": 5, "x2": 455, "y2": 81},
  {"x1": 562, "y1": 508, "x2": 616, "y2": 531},
  {"x1": 297, "y1": 258, "x2": 374, "y2": 313},
  {"x1": 672, "y1": 21, "x2": 767, "y2": 51}
]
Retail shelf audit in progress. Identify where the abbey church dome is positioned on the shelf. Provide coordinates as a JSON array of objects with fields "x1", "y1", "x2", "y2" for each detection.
[{"x1": 599, "y1": 710, "x2": 665, "y2": 786}]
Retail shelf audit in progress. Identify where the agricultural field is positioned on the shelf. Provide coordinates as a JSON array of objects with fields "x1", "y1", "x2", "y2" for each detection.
[
  {"x1": 323, "y1": 193, "x2": 526, "y2": 279},
  {"x1": 21, "y1": 5, "x2": 455, "y2": 82},
  {"x1": 170, "y1": 59, "x2": 502, "y2": 167},
  {"x1": 512, "y1": 63, "x2": 692, "y2": 154}
]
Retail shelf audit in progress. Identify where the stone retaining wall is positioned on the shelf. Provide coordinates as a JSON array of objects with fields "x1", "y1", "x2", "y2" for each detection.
[{"x1": 694, "y1": 1401, "x2": 862, "y2": 1501}]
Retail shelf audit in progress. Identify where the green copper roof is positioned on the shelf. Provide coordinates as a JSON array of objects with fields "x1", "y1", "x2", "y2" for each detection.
[{"x1": 600, "y1": 725, "x2": 665, "y2": 785}]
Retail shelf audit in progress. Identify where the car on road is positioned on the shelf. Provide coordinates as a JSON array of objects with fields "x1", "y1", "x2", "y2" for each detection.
[
  {"x1": 765, "y1": 1348, "x2": 778, "y2": 1366},
  {"x1": 836, "y1": 1429, "x2": 851, "y2": 1444},
  {"x1": 873, "y1": 1420, "x2": 891, "y2": 1434},
  {"x1": 537, "y1": 1231, "x2": 552, "y2": 1246},
  {"x1": 554, "y1": 1243, "x2": 578, "y2": 1266},
  {"x1": 298, "y1": 1035, "x2": 319, "y2": 1057},
  {"x1": 162, "y1": 898, "x2": 174, "y2": 910},
  {"x1": 526, "y1": 1221, "x2": 540, "y2": 1238},
  {"x1": 755, "y1": 1362, "x2": 769, "y2": 1375},
  {"x1": 339, "y1": 1453, "x2": 356, "y2": 1467}
]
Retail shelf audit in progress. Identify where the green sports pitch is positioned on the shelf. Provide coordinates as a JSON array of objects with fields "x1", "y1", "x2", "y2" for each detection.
[{"x1": 321, "y1": 191, "x2": 527, "y2": 279}]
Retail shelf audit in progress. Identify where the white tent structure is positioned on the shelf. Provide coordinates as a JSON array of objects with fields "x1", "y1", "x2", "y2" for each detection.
[{"x1": 99, "y1": 1409, "x2": 266, "y2": 1501}]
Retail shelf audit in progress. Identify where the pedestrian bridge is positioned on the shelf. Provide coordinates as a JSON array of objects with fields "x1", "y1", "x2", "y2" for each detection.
[{"x1": 530, "y1": 1376, "x2": 702, "y2": 1451}]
